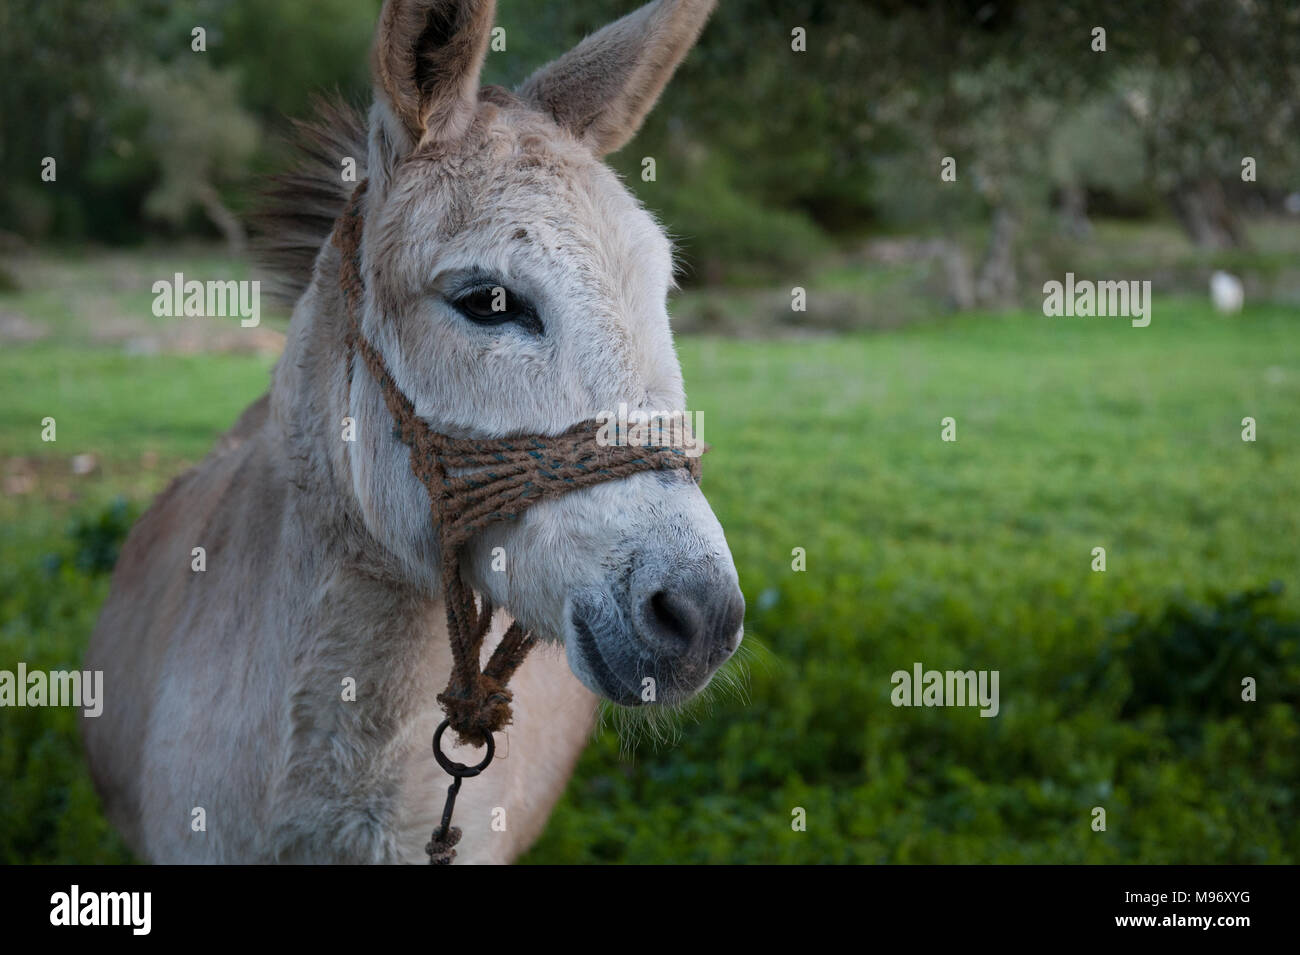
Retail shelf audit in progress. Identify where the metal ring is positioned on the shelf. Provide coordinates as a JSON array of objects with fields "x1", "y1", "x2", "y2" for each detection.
[{"x1": 432, "y1": 718, "x2": 495, "y2": 778}]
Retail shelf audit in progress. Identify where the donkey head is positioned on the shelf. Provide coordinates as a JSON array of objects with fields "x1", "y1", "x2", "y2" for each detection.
[{"x1": 348, "y1": 0, "x2": 742, "y2": 707}]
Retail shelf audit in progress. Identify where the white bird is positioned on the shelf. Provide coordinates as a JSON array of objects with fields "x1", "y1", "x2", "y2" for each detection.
[{"x1": 1210, "y1": 271, "x2": 1244, "y2": 314}]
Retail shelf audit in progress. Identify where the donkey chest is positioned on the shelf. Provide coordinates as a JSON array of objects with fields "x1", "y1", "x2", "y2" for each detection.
[
  {"x1": 394, "y1": 640, "x2": 598, "y2": 864},
  {"x1": 264, "y1": 618, "x2": 595, "y2": 864}
]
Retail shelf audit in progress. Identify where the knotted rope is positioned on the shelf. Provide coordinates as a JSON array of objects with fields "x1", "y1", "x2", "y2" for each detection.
[{"x1": 332, "y1": 180, "x2": 705, "y2": 861}]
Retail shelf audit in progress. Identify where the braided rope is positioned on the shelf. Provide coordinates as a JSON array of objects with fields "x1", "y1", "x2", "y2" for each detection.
[{"x1": 333, "y1": 179, "x2": 705, "y2": 748}]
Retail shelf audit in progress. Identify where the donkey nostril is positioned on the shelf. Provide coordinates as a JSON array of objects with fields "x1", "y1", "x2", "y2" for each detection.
[
  {"x1": 646, "y1": 590, "x2": 697, "y2": 650},
  {"x1": 642, "y1": 582, "x2": 743, "y2": 661}
]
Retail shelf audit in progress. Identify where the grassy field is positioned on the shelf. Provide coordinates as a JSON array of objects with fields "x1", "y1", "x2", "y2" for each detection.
[{"x1": 1, "y1": 271, "x2": 1297, "y2": 862}]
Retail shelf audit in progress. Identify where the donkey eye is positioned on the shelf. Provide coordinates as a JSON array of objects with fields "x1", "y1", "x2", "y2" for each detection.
[{"x1": 451, "y1": 285, "x2": 542, "y2": 334}]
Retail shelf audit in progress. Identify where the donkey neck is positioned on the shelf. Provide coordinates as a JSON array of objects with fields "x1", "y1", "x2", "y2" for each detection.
[{"x1": 265, "y1": 237, "x2": 434, "y2": 599}]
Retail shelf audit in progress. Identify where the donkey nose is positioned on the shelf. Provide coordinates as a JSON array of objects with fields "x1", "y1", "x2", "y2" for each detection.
[{"x1": 640, "y1": 575, "x2": 744, "y2": 666}]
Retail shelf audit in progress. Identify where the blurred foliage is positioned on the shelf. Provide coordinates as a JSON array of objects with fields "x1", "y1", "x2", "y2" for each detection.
[
  {"x1": 0, "y1": 498, "x2": 132, "y2": 863},
  {"x1": 1096, "y1": 582, "x2": 1300, "y2": 726},
  {"x1": 217, "y1": 0, "x2": 379, "y2": 121},
  {"x1": 128, "y1": 61, "x2": 260, "y2": 248},
  {"x1": 51, "y1": 497, "x2": 140, "y2": 576},
  {"x1": 3, "y1": 1, "x2": 1297, "y2": 283}
]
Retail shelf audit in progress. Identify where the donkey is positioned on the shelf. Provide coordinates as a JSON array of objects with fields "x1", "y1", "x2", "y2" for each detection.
[{"x1": 82, "y1": 0, "x2": 743, "y2": 864}]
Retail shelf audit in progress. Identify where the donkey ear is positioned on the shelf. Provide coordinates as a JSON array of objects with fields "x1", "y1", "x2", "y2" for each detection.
[
  {"x1": 372, "y1": 0, "x2": 496, "y2": 149},
  {"x1": 517, "y1": 0, "x2": 716, "y2": 157}
]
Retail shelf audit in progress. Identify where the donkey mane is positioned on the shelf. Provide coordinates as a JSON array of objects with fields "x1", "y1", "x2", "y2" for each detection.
[
  {"x1": 252, "y1": 86, "x2": 529, "y2": 307},
  {"x1": 252, "y1": 95, "x2": 369, "y2": 306}
]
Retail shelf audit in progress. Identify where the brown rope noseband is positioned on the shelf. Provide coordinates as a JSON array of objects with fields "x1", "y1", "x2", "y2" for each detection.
[{"x1": 332, "y1": 179, "x2": 704, "y2": 863}]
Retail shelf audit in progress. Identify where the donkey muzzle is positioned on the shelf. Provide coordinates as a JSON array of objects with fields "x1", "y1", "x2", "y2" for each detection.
[{"x1": 566, "y1": 560, "x2": 744, "y2": 706}]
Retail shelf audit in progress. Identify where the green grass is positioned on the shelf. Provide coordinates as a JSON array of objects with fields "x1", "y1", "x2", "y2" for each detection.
[
  {"x1": 2, "y1": 294, "x2": 1297, "y2": 864},
  {"x1": 0, "y1": 345, "x2": 276, "y2": 464}
]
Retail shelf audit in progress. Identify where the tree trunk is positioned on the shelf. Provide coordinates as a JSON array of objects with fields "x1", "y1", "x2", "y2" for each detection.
[
  {"x1": 940, "y1": 241, "x2": 975, "y2": 310},
  {"x1": 1169, "y1": 178, "x2": 1247, "y2": 250},
  {"x1": 976, "y1": 206, "x2": 1018, "y2": 307},
  {"x1": 1058, "y1": 183, "x2": 1092, "y2": 239},
  {"x1": 196, "y1": 182, "x2": 247, "y2": 257}
]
